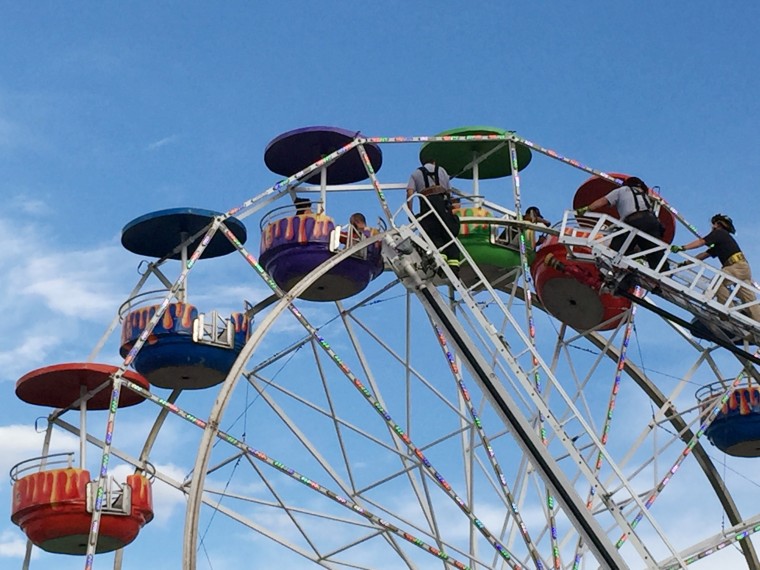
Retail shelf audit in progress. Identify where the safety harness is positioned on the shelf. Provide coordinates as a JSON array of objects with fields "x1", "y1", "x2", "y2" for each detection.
[
  {"x1": 416, "y1": 166, "x2": 458, "y2": 237},
  {"x1": 630, "y1": 185, "x2": 653, "y2": 213},
  {"x1": 622, "y1": 185, "x2": 658, "y2": 225},
  {"x1": 419, "y1": 166, "x2": 444, "y2": 192}
]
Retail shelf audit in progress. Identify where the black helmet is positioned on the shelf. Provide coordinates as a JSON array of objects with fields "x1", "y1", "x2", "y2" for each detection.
[
  {"x1": 711, "y1": 213, "x2": 736, "y2": 234},
  {"x1": 526, "y1": 206, "x2": 542, "y2": 217},
  {"x1": 625, "y1": 176, "x2": 647, "y2": 190}
]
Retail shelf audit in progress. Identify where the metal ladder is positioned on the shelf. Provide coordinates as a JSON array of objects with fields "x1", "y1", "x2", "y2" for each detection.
[
  {"x1": 382, "y1": 204, "x2": 681, "y2": 567},
  {"x1": 556, "y1": 211, "x2": 760, "y2": 346}
]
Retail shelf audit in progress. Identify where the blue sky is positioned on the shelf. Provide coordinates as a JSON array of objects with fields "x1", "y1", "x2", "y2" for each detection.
[{"x1": 2, "y1": 2, "x2": 760, "y2": 569}]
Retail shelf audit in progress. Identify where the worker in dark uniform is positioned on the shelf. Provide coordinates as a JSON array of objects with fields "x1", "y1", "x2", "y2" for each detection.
[
  {"x1": 575, "y1": 176, "x2": 666, "y2": 270},
  {"x1": 406, "y1": 160, "x2": 461, "y2": 276},
  {"x1": 671, "y1": 213, "x2": 760, "y2": 321}
]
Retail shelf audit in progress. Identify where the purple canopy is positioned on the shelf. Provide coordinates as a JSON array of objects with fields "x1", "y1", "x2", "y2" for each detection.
[{"x1": 264, "y1": 125, "x2": 383, "y2": 185}]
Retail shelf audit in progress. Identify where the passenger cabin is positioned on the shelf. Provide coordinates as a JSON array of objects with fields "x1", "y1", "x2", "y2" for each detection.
[
  {"x1": 12, "y1": 364, "x2": 154, "y2": 554},
  {"x1": 531, "y1": 172, "x2": 675, "y2": 331},
  {"x1": 531, "y1": 231, "x2": 631, "y2": 331},
  {"x1": 119, "y1": 208, "x2": 251, "y2": 389},
  {"x1": 259, "y1": 126, "x2": 384, "y2": 301},
  {"x1": 697, "y1": 381, "x2": 760, "y2": 457},
  {"x1": 419, "y1": 126, "x2": 534, "y2": 286},
  {"x1": 11, "y1": 456, "x2": 153, "y2": 555}
]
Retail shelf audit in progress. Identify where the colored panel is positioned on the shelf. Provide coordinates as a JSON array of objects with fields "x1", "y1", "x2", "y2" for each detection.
[
  {"x1": 454, "y1": 206, "x2": 493, "y2": 238},
  {"x1": 121, "y1": 208, "x2": 247, "y2": 259},
  {"x1": 464, "y1": 241, "x2": 527, "y2": 268},
  {"x1": 230, "y1": 312, "x2": 252, "y2": 346},
  {"x1": 262, "y1": 245, "x2": 383, "y2": 302},
  {"x1": 127, "y1": 473, "x2": 155, "y2": 525},
  {"x1": 714, "y1": 387, "x2": 760, "y2": 418},
  {"x1": 454, "y1": 206, "x2": 536, "y2": 268},
  {"x1": 264, "y1": 126, "x2": 383, "y2": 184},
  {"x1": 15, "y1": 363, "x2": 150, "y2": 409},
  {"x1": 11, "y1": 468, "x2": 89, "y2": 519},
  {"x1": 120, "y1": 302, "x2": 198, "y2": 348},
  {"x1": 419, "y1": 126, "x2": 532, "y2": 180},
  {"x1": 260, "y1": 213, "x2": 336, "y2": 256}
]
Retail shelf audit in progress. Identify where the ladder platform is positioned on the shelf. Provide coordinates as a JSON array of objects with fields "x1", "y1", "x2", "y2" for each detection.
[{"x1": 557, "y1": 213, "x2": 760, "y2": 345}]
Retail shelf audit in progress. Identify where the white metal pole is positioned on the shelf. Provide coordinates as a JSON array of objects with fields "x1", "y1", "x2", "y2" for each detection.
[
  {"x1": 472, "y1": 152, "x2": 480, "y2": 205},
  {"x1": 80, "y1": 384, "x2": 87, "y2": 468},
  {"x1": 180, "y1": 231, "x2": 188, "y2": 302},
  {"x1": 320, "y1": 167, "x2": 327, "y2": 213}
]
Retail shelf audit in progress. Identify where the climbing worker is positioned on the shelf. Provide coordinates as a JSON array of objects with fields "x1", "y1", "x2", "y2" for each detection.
[
  {"x1": 671, "y1": 214, "x2": 760, "y2": 321},
  {"x1": 575, "y1": 176, "x2": 667, "y2": 271},
  {"x1": 406, "y1": 159, "x2": 461, "y2": 276}
]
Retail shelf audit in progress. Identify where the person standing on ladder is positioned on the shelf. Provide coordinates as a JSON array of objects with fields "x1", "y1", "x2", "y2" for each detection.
[
  {"x1": 407, "y1": 159, "x2": 462, "y2": 276},
  {"x1": 671, "y1": 213, "x2": 760, "y2": 321},
  {"x1": 575, "y1": 176, "x2": 667, "y2": 270}
]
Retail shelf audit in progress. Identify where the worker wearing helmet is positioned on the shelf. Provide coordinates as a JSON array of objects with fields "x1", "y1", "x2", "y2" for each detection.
[{"x1": 671, "y1": 214, "x2": 760, "y2": 321}]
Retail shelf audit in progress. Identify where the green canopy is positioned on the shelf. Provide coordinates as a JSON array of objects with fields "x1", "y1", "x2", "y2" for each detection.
[{"x1": 419, "y1": 126, "x2": 532, "y2": 180}]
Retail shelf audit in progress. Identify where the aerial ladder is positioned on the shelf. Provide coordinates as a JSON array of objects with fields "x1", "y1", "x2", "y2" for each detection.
[{"x1": 556, "y1": 211, "x2": 760, "y2": 356}]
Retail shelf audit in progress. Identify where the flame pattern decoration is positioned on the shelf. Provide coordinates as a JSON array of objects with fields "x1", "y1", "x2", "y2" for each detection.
[
  {"x1": 121, "y1": 303, "x2": 250, "y2": 354},
  {"x1": 11, "y1": 468, "x2": 153, "y2": 554},
  {"x1": 703, "y1": 387, "x2": 760, "y2": 419},
  {"x1": 260, "y1": 213, "x2": 335, "y2": 254},
  {"x1": 453, "y1": 206, "x2": 492, "y2": 237}
]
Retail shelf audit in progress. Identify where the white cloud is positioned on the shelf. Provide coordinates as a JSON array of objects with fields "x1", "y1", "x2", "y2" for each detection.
[
  {"x1": 0, "y1": 530, "x2": 31, "y2": 558},
  {"x1": 6, "y1": 194, "x2": 54, "y2": 217},
  {"x1": 111, "y1": 462, "x2": 187, "y2": 527},
  {"x1": 0, "y1": 333, "x2": 62, "y2": 379},
  {"x1": 0, "y1": 215, "x2": 36, "y2": 266},
  {"x1": 146, "y1": 135, "x2": 179, "y2": 151},
  {"x1": 0, "y1": 425, "x2": 79, "y2": 488},
  {"x1": 0, "y1": 213, "x2": 131, "y2": 322},
  {"x1": 191, "y1": 283, "x2": 273, "y2": 317},
  {"x1": 12, "y1": 249, "x2": 128, "y2": 320},
  {"x1": 0, "y1": 210, "x2": 138, "y2": 383}
]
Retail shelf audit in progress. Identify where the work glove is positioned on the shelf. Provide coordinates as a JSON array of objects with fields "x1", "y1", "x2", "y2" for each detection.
[
  {"x1": 574, "y1": 206, "x2": 589, "y2": 216},
  {"x1": 670, "y1": 245, "x2": 684, "y2": 253}
]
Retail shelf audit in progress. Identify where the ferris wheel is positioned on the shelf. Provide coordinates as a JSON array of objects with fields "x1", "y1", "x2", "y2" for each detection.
[{"x1": 10, "y1": 126, "x2": 760, "y2": 570}]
